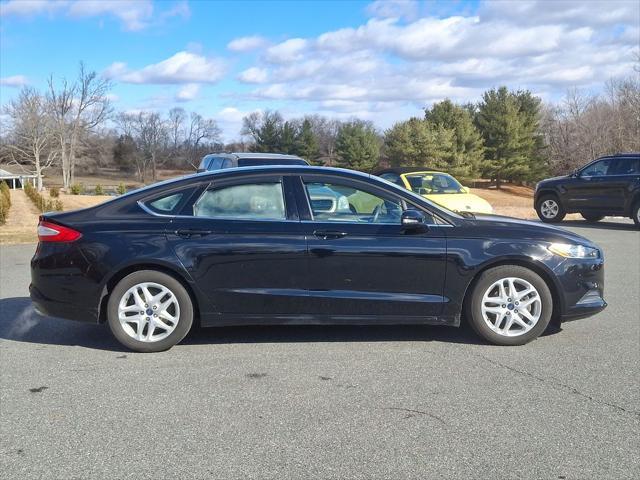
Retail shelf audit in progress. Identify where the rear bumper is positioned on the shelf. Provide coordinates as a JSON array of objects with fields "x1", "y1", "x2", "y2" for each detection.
[{"x1": 30, "y1": 283, "x2": 99, "y2": 323}]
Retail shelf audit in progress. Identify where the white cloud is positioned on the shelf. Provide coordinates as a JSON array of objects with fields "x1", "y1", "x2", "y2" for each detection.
[
  {"x1": 366, "y1": 0, "x2": 418, "y2": 20},
  {"x1": 0, "y1": 75, "x2": 29, "y2": 87},
  {"x1": 105, "y1": 51, "x2": 226, "y2": 84},
  {"x1": 0, "y1": 0, "x2": 189, "y2": 31},
  {"x1": 265, "y1": 38, "x2": 308, "y2": 63},
  {"x1": 175, "y1": 83, "x2": 200, "y2": 102},
  {"x1": 219, "y1": 0, "x2": 638, "y2": 128},
  {"x1": 237, "y1": 67, "x2": 268, "y2": 84},
  {"x1": 227, "y1": 35, "x2": 268, "y2": 52}
]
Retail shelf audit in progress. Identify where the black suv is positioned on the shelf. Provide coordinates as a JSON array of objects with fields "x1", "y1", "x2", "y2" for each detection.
[
  {"x1": 535, "y1": 153, "x2": 640, "y2": 227},
  {"x1": 197, "y1": 152, "x2": 308, "y2": 172}
]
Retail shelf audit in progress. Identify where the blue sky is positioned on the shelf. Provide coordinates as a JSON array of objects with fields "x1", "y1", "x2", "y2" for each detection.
[{"x1": 1, "y1": 0, "x2": 638, "y2": 140}]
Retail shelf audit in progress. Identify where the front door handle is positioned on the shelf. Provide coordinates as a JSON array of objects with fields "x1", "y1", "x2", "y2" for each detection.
[
  {"x1": 313, "y1": 230, "x2": 348, "y2": 240},
  {"x1": 175, "y1": 229, "x2": 212, "y2": 238}
]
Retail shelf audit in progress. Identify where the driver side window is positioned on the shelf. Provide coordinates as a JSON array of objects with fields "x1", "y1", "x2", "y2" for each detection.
[
  {"x1": 304, "y1": 181, "x2": 403, "y2": 224},
  {"x1": 581, "y1": 159, "x2": 611, "y2": 177}
]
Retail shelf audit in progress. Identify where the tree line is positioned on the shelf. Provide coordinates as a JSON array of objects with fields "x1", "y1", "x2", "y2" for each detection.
[{"x1": 1, "y1": 63, "x2": 638, "y2": 190}]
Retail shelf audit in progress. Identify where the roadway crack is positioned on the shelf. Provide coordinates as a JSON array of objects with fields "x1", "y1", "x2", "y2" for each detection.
[
  {"x1": 477, "y1": 354, "x2": 640, "y2": 419},
  {"x1": 383, "y1": 407, "x2": 447, "y2": 425}
]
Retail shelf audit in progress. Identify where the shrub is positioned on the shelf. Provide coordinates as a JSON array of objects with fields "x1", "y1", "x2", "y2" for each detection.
[
  {"x1": 0, "y1": 192, "x2": 8, "y2": 224},
  {"x1": 49, "y1": 186, "x2": 60, "y2": 198},
  {"x1": 70, "y1": 183, "x2": 84, "y2": 195},
  {"x1": 1, "y1": 182, "x2": 11, "y2": 207},
  {"x1": 116, "y1": 183, "x2": 126, "y2": 195},
  {"x1": 94, "y1": 184, "x2": 104, "y2": 195},
  {"x1": 25, "y1": 183, "x2": 64, "y2": 212}
]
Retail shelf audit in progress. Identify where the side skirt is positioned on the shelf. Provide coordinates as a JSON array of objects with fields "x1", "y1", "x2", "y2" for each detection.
[{"x1": 199, "y1": 313, "x2": 460, "y2": 328}]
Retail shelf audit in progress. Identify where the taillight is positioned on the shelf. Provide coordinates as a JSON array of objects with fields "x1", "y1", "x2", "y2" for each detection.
[{"x1": 37, "y1": 220, "x2": 82, "y2": 242}]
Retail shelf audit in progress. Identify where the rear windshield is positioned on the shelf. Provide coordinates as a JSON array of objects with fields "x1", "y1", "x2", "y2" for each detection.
[{"x1": 237, "y1": 158, "x2": 309, "y2": 167}]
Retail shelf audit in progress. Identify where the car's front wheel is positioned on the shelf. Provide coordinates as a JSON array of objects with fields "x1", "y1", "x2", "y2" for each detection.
[
  {"x1": 465, "y1": 265, "x2": 553, "y2": 346},
  {"x1": 536, "y1": 195, "x2": 565, "y2": 223},
  {"x1": 107, "y1": 270, "x2": 194, "y2": 352}
]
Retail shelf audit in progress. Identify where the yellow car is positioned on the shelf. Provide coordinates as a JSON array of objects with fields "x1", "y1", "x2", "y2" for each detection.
[{"x1": 376, "y1": 168, "x2": 493, "y2": 215}]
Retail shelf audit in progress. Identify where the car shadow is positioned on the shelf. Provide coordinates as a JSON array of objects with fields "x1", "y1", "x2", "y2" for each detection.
[
  {"x1": 0, "y1": 297, "x2": 525, "y2": 351},
  {"x1": 559, "y1": 219, "x2": 638, "y2": 231}
]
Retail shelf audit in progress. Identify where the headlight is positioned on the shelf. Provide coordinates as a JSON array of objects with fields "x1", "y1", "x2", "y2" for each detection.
[{"x1": 548, "y1": 243, "x2": 599, "y2": 258}]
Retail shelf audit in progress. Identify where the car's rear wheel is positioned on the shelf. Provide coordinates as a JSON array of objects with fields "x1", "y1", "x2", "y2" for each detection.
[
  {"x1": 107, "y1": 270, "x2": 193, "y2": 352},
  {"x1": 581, "y1": 213, "x2": 605, "y2": 222},
  {"x1": 465, "y1": 265, "x2": 552, "y2": 346},
  {"x1": 536, "y1": 195, "x2": 565, "y2": 223}
]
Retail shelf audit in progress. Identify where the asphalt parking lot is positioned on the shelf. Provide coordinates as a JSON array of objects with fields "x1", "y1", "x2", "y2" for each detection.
[{"x1": 1, "y1": 219, "x2": 638, "y2": 479}]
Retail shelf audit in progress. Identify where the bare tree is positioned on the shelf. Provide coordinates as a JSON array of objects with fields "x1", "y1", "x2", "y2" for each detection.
[
  {"x1": 2, "y1": 87, "x2": 57, "y2": 190},
  {"x1": 136, "y1": 112, "x2": 169, "y2": 182},
  {"x1": 47, "y1": 63, "x2": 111, "y2": 189},
  {"x1": 168, "y1": 107, "x2": 187, "y2": 154},
  {"x1": 186, "y1": 112, "x2": 221, "y2": 168}
]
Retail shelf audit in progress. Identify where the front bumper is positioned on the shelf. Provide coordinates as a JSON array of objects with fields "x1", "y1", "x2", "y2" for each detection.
[{"x1": 554, "y1": 255, "x2": 607, "y2": 322}]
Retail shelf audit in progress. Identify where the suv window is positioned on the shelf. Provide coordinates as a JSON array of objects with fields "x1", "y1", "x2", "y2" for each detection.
[
  {"x1": 194, "y1": 182, "x2": 286, "y2": 220},
  {"x1": 304, "y1": 181, "x2": 403, "y2": 224},
  {"x1": 209, "y1": 157, "x2": 224, "y2": 170},
  {"x1": 611, "y1": 157, "x2": 640, "y2": 175},
  {"x1": 581, "y1": 159, "x2": 612, "y2": 177}
]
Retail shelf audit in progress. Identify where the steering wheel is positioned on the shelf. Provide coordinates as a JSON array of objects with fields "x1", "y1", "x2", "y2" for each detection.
[{"x1": 371, "y1": 204, "x2": 381, "y2": 223}]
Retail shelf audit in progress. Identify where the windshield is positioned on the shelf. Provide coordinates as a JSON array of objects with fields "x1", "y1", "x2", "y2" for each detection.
[{"x1": 404, "y1": 172, "x2": 464, "y2": 194}]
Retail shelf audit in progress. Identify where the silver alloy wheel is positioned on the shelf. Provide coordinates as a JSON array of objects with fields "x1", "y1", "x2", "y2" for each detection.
[
  {"x1": 540, "y1": 199, "x2": 559, "y2": 219},
  {"x1": 481, "y1": 277, "x2": 542, "y2": 337},
  {"x1": 118, "y1": 282, "x2": 180, "y2": 342}
]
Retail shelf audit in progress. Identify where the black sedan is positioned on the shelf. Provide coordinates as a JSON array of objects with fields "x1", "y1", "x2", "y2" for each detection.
[{"x1": 30, "y1": 166, "x2": 606, "y2": 352}]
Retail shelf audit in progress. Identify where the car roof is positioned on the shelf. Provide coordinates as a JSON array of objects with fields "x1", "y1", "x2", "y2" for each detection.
[
  {"x1": 375, "y1": 167, "x2": 440, "y2": 175},
  {"x1": 204, "y1": 152, "x2": 305, "y2": 160}
]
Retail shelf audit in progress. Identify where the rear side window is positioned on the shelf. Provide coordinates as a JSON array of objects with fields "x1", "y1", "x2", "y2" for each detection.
[
  {"x1": 193, "y1": 182, "x2": 286, "y2": 220},
  {"x1": 145, "y1": 192, "x2": 185, "y2": 214},
  {"x1": 611, "y1": 157, "x2": 639, "y2": 175}
]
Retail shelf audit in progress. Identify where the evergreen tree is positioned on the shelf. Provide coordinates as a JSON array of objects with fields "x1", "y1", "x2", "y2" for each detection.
[
  {"x1": 295, "y1": 118, "x2": 320, "y2": 163},
  {"x1": 335, "y1": 120, "x2": 380, "y2": 172},
  {"x1": 384, "y1": 118, "x2": 456, "y2": 172},
  {"x1": 425, "y1": 99, "x2": 485, "y2": 179},
  {"x1": 280, "y1": 121, "x2": 298, "y2": 154},
  {"x1": 475, "y1": 87, "x2": 544, "y2": 186}
]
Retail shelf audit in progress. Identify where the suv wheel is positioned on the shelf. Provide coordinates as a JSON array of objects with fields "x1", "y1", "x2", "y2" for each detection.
[
  {"x1": 536, "y1": 195, "x2": 566, "y2": 223},
  {"x1": 581, "y1": 213, "x2": 605, "y2": 222},
  {"x1": 632, "y1": 201, "x2": 640, "y2": 228},
  {"x1": 465, "y1": 265, "x2": 553, "y2": 346},
  {"x1": 107, "y1": 270, "x2": 194, "y2": 352}
]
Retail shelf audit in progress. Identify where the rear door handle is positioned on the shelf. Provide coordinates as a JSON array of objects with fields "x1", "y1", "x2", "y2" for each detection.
[
  {"x1": 313, "y1": 230, "x2": 348, "y2": 240},
  {"x1": 175, "y1": 229, "x2": 212, "y2": 238}
]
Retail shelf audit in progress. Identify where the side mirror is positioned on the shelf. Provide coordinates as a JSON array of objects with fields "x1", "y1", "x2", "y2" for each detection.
[{"x1": 401, "y1": 209, "x2": 428, "y2": 231}]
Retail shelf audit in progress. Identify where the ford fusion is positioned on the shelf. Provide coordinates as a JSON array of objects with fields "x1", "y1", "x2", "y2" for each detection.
[{"x1": 30, "y1": 167, "x2": 606, "y2": 352}]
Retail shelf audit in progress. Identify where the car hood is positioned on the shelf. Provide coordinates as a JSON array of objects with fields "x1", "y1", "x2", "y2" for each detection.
[
  {"x1": 424, "y1": 193, "x2": 493, "y2": 214},
  {"x1": 536, "y1": 175, "x2": 569, "y2": 187},
  {"x1": 464, "y1": 214, "x2": 598, "y2": 248}
]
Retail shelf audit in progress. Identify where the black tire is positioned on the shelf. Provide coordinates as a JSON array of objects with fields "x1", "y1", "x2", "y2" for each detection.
[
  {"x1": 536, "y1": 194, "x2": 566, "y2": 223},
  {"x1": 632, "y1": 201, "x2": 640, "y2": 229},
  {"x1": 107, "y1": 270, "x2": 194, "y2": 353},
  {"x1": 464, "y1": 265, "x2": 553, "y2": 346},
  {"x1": 581, "y1": 213, "x2": 605, "y2": 222}
]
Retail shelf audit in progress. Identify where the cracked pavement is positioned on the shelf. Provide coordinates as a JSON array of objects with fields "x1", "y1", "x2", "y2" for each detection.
[{"x1": 1, "y1": 219, "x2": 638, "y2": 479}]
